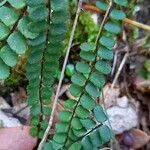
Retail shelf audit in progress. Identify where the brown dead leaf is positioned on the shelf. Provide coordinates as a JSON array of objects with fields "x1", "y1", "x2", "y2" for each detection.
[
  {"x1": 0, "y1": 126, "x2": 37, "y2": 150},
  {"x1": 134, "y1": 77, "x2": 150, "y2": 93},
  {"x1": 130, "y1": 129, "x2": 150, "y2": 149}
]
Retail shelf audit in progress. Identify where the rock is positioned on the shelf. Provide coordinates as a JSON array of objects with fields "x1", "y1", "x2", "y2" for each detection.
[
  {"x1": 0, "y1": 126, "x2": 37, "y2": 150},
  {"x1": 12, "y1": 103, "x2": 30, "y2": 123},
  {"x1": 0, "y1": 110, "x2": 21, "y2": 127},
  {"x1": 122, "y1": 131, "x2": 134, "y2": 147},
  {"x1": 106, "y1": 105, "x2": 138, "y2": 134},
  {"x1": 0, "y1": 97, "x2": 10, "y2": 109},
  {"x1": 116, "y1": 96, "x2": 129, "y2": 108},
  {"x1": 130, "y1": 129, "x2": 150, "y2": 149}
]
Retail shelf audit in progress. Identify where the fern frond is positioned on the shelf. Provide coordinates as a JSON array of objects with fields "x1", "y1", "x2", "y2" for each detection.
[
  {"x1": 0, "y1": 2, "x2": 27, "y2": 79},
  {"x1": 44, "y1": 0, "x2": 128, "y2": 149},
  {"x1": 26, "y1": 0, "x2": 69, "y2": 138}
]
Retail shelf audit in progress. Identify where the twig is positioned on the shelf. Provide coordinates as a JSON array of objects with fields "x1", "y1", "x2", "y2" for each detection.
[
  {"x1": 111, "y1": 51, "x2": 118, "y2": 77},
  {"x1": 82, "y1": 4, "x2": 150, "y2": 31},
  {"x1": 111, "y1": 30, "x2": 129, "y2": 88},
  {"x1": 124, "y1": 18, "x2": 150, "y2": 31},
  {"x1": 111, "y1": 52, "x2": 129, "y2": 88},
  {"x1": 100, "y1": 148, "x2": 112, "y2": 150},
  {"x1": 37, "y1": 1, "x2": 82, "y2": 149}
]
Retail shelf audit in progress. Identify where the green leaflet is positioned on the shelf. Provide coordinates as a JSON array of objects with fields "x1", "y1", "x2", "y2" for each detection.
[
  {"x1": 51, "y1": 140, "x2": 64, "y2": 150},
  {"x1": 80, "y1": 51, "x2": 95, "y2": 62},
  {"x1": 104, "y1": 21, "x2": 121, "y2": 34},
  {"x1": 76, "y1": 62, "x2": 91, "y2": 74},
  {"x1": 80, "y1": 94, "x2": 96, "y2": 110},
  {"x1": 99, "y1": 125, "x2": 112, "y2": 143},
  {"x1": 7, "y1": 32, "x2": 27, "y2": 54},
  {"x1": 31, "y1": 117, "x2": 40, "y2": 126},
  {"x1": 28, "y1": 21, "x2": 47, "y2": 33},
  {"x1": 76, "y1": 105, "x2": 89, "y2": 119},
  {"x1": 30, "y1": 105, "x2": 41, "y2": 116},
  {"x1": 0, "y1": 58, "x2": 10, "y2": 79},
  {"x1": 114, "y1": 0, "x2": 128, "y2": 6},
  {"x1": 28, "y1": 5, "x2": 48, "y2": 22},
  {"x1": 85, "y1": 83, "x2": 100, "y2": 98},
  {"x1": 97, "y1": 46, "x2": 113, "y2": 60},
  {"x1": 0, "y1": 22, "x2": 10, "y2": 40},
  {"x1": 71, "y1": 73, "x2": 86, "y2": 86},
  {"x1": 51, "y1": 0, "x2": 68, "y2": 11},
  {"x1": 30, "y1": 127, "x2": 38, "y2": 137},
  {"x1": 80, "y1": 42, "x2": 96, "y2": 52},
  {"x1": 56, "y1": 122, "x2": 69, "y2": 133},
  {"x1": 51, "y1": 10, "x2": 69, "y2": 24},
  {"x1": 95, "y1": 60, "x2": 112, "y2": 75},
  {"x1": 40, "y1": 120, "x2": 48, "y2": 130},
  {"x1": 81, "y1": 136, "x2": 93, "y2": 150},
  {"x1": 94, "y1": 106, "x2": 107, "y2": 123},
  {"x1": 0, "y1": 45, "x2": 18, "y2": 67},
  {"x1": 7, "y1": 0, "x2": 26, "y2": 9},
  {"x1": 53, "y1": 133, "x2": 67, "y2": 144},
  {"x1": 26, "y1": 0, "x2": 44, "y2": 6},
  {"x1": 73, "y1": 128, "x2": 86, "y2": 137},
  {"x1": 69, "y1": 129, "x2": 78, "y2": 141},
  {"x1": 69, "y1": 84, "x2": 82, "y2": 97},
  {"x1": 64, "y1": 99, "x2": 77, "y2": 110},
  {"x1": 80, "y1": 119, "x2": 96, "y2": 130},
  {"x1": 18, "y1": 17, "x2": 39, "y2": 39},
  {"x1": 43, "y1": 106, "x2": 52, "y2": 116},
  {"x1": 69, "y1": 142, "x2": 82, "y2": 150},
  {"x1": 44, "y1": 142, "x2": 54, "y2": 150},
  {"x1": 99, "y1": 36, "x2": 116, "y2": 49},
  {"x1": 0, "y1": 0, "x2": 7, "y2": 6},
  {"x1": 59, "y1": 111, "x2": 72, "y2": 122},
  {"x1": 89, "y1": 130, "x2": 102, "y2": 147},
  {"x1": 71, "y1": 117, "x2": 83, "y2": 130},
  {"x1": 0, "y1": 6, "x2": 18, "y2": 26},
  {"x1": 90, "y1": 72, "x2": 106, "y2": 88},
  {"x1": 96, "y1": 1, "x2": 108, "y2": 11},
  {"x1": 110, "y1": 9, "x2": 126, "y2": 20}
]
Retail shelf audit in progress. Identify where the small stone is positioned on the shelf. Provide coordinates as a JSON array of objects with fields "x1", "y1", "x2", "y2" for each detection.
[
  {"x1": 106, "y1": 105, "x2": 138, "y2": 134},
  {"x1": 117, "y1": 96, "x2": 129, "y2": 108},
  {"x1": 0, "y1": 97, "x2": 10, "y2": 109},
  {"x1": 0, "y1": 110, "x2": 21, "y2": 127},
  {"x1": 123, "y1": 131, "x2": 134, "y2": 147}
]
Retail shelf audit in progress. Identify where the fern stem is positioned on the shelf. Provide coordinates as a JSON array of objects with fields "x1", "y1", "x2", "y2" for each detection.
[
  {"x1": 38, "y1": 0, "x2": 51, "y2": 116},
  {"x1": 111, "y1": 52, "x2": 129, "y2": 88},
  {"x1": 37, "y1": 1, "x2": 82, "y2": 149},
  {"x1": 95, "y1": 1, "x2": 112, "y2": 45}
]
